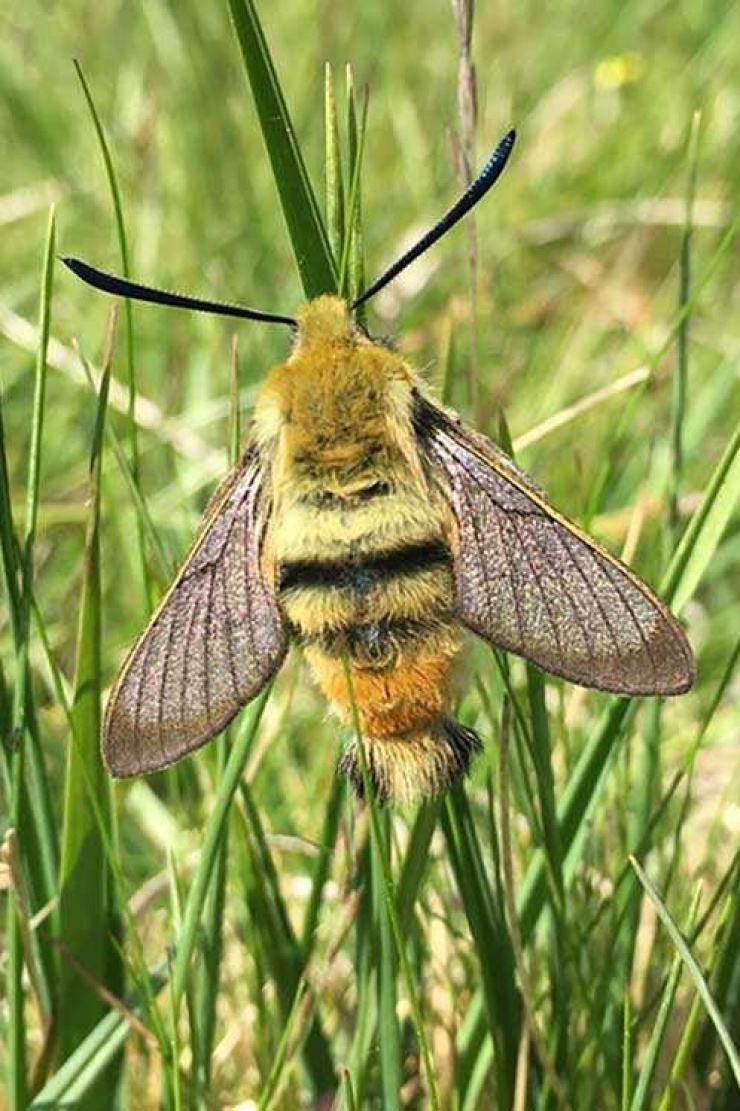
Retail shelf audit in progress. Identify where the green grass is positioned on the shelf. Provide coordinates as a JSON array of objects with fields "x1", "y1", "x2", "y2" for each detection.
[{"x1": 2, "y1": 0, "x2": 740, "y2": 1107}]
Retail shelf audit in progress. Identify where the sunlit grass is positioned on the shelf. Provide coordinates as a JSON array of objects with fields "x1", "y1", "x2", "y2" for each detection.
[{"x1": 2, "y1": 0, "x2": 740, "y2": 1107}]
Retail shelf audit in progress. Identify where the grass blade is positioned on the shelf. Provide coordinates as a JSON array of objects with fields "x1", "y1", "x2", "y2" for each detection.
[
  {"x1": 622, "y1": 994, "x2": 632, "y2": 1111},
  {"x1": 342, "y1": 1068, "x2": 358, "y2": 1111},
  {"x1": 2, "y1": 210, "x2": 60, "y2": 1042},
  {"x1": 238, "y1": 779, "x2": 336, "y2": 1096},
  {"x1": 629, "y1": 954, "x2": 683, "y2": 1111},
  {"x1": 629, "y1": 887, "x2": 700, "y2": 1111},
  {"x1": 22, "y1": 208, "x2": 56, "y2": 575},
  {"x1": 499, "y1": 699, "x2": 569, "y2": 1109},
  {"x1": 345, "y1": 660, "x2": 441, "y2": 1110},
  {"x1": 300, "y1": 774, "x2": 343, "y2": 954},
  {"x1": 73, "y1": 60, "x2": 150, "y2": 610},
  {"x1": 258, "y1": 977, "x2": 310, "y2": 1110},
  {"x1": 523, "y1": 665, "x2": 572, "y2": 1090},
  {"x1": 656, "y1": 985, "x2": 704, "y2": 1111},
  {"x1": 324, "y1": 64, "x2": 345, "y2": 268},
  {"x1": 340, "y1": 69, "x2": 367, "y2": 304},
  {"x1": 694, "y1": 879, "x2": 740, "y2": 1078},
  {"x1": 3, "y1": 208, "x2": 59, "y2": 1111},
  {"x1": 16, "y1": 207, "x2": 59, "y2": 906},
  {"x1": 191, "y1": 752, "x2": 229, "y2": 1098},
  {"x1": 663, "y1": 412, "x2": 740, "y2": 611},
  {"x1": 374, "y1": 811, "x2": 402, "y2": 1111},
  {"x1": 226, "y1": 0, "x2": 337, "y2": 297},
  {"x1": 29, "y1": 966, "x2": 167, "y2": 1108},
  {"x1": 443, "y1": 788, "x2": 520, "y2": 1106},
  {"x1": 349, "y1": 836, "x2": 377, "y2": 1102},
  {"x1": 170, "y1": 687, "x2": 270, "y2": 1009},
  {"x1": 190, "y1": 354, "x2": 243, "y2": 1099},
  {"x1": 5, "y1": 781, "x2": 27, "y2": 1109},
  {"x1": 518, "y1": 699, "x2": 637, "y2": 939},
  {"x1": 668, "y1": 112, "x2": 701, "y2": 541},
  {"x1": 451, "y1": 0, "x2": 480, "y2": 418},
  {"x1": 57, "y1": 318, "x2": 123, "y2": 1106},
  {"x1": 397, "y1": 799, "x2": 440, "y2": 932},
  {"x1": 75, "y1": 345, "x2": 172, "y2": 584},
  {"x1": 631, "y1": 856, "x2": 740, "y2": 1091}
]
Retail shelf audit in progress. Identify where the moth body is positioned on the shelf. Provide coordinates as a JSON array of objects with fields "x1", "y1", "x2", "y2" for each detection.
[
  {"x1": 256, "y1": 297, "x2": 476, "y2": 801},
  {"x1": 86, "y1": 129, "x2": 695, "y2": 804}
]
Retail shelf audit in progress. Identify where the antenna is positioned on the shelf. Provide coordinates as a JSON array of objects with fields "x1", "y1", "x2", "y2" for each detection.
[
  {"x1": 353, "y1": 128, "x2": 516, "y2": 311},
  {"x1": 63, "y1": 257, "x2": 297, "y2": 328}
]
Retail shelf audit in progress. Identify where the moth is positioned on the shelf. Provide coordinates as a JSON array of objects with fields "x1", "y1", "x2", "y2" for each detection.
[{"x1": 65, "y1": 130, "x2": 694, "y2": 803}]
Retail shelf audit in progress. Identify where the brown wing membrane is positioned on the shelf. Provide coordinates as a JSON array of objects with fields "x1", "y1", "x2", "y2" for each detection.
[
  {"x1": 104, "y1": 447, "x2": 287, "y2": 776},
  {"x1": 417, "y1": 397, "x2": 694, "y2": 695}
]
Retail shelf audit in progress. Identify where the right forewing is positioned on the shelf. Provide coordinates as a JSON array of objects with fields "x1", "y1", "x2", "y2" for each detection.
[
  {"x1": 104, "y1": 447, "x2": 286, "y2": 776},
  {"x1": 417, "y1": 396, "x2": 694, "y2": 696}
]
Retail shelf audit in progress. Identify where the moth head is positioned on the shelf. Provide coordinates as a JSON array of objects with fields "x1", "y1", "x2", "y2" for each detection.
[{"x1": 294, "y1": 295, "x2": 354, "y2": 350}]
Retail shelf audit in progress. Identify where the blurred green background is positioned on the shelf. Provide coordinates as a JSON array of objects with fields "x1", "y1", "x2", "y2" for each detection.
[{"x1": 3, "y1": 0, "x2": 740, "y2": 1107}]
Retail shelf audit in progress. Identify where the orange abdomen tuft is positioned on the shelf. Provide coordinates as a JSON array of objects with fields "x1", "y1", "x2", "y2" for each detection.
[
  {"x1": 305, "y1": 625, "x2": 480, "y2": 803},
  {"x1": 307, "y1": 626, "x2": 460, "y2": 737}
]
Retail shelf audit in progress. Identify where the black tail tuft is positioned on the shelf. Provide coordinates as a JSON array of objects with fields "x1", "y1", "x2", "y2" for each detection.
[{"x1": 339, "y1": 717, "x2": 482, "y2": 805}]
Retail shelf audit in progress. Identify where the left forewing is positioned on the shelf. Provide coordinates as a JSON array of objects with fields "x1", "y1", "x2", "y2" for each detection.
[
  {"x1": 415, "y1": 395, "x2": 694, "y2": 696},
  {"x1": 104, "y1": 446, "x2": 287, "y2": 776}
]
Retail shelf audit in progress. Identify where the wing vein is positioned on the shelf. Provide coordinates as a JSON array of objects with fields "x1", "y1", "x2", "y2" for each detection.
[
  {"x1": 133, "y1": 614, "x2": 158, "y2": 772},
  {"x1": 557, "y1": 530, "x2": 626, "y2": 665},
  {"x1": 202, "y1": 568, "x2": 216, "y2": 729},
  {"x1": 547, "y1": 525, "x2": 598, "y2": 670},
  {"x1": 508, "y1": 511, "x2": 565, "y2": 664},
  {"x1": 437, "y1": 437, "x2": 525, "y2": 643},
  {"x1": 242, "y1": 476, "x2": 260, "y2": 662},
  {"x1": 600, "y1": 560, "x2": 660, "y2": 685},
  {"x1": 444, "y1": 435, "x2": 524, "y2": 644},
  {"x1": 180, "y1": 580, "x2": 203, "y2": 731},
  {"x1": 157, "y1": 601, "x2": 179, "y2": 767},
  {"x1": 218, "y1": 558, "x2": 241, "y2": 702}
]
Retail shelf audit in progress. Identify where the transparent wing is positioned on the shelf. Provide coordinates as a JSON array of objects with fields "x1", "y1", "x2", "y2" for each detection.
[
  {"x1": 104, "y1": 448, "x2": 287, "y2": 776},
  {"x1": 417, "y1": 397, "x2": 694, "y2": 695}
]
